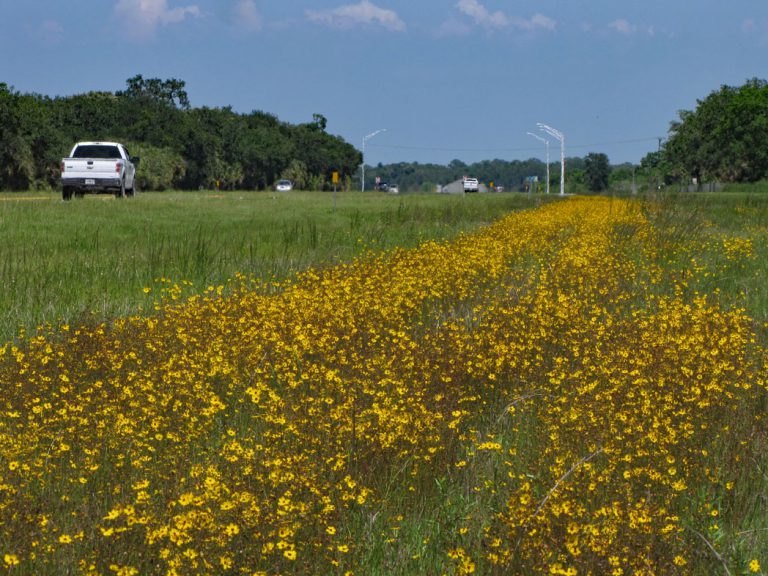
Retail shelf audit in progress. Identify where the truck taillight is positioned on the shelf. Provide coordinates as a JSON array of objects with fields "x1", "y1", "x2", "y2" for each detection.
[
  {"x1": 116, "y1": 162, "x2": 121, "y2": 174},
  {"x1": 60, "y1": 161, "x2": 65, "y2": 173}
]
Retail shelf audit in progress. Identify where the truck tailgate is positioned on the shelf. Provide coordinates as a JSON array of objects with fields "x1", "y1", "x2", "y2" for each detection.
[{"x1": 62, "y1": 159, "x2": 121, "y2": 176}]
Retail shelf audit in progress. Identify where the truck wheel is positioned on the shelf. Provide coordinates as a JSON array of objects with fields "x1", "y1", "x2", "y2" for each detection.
[
  {"x1": 62, "y1": 187, "x2": 73, "y2": 201},
  {"x1": 115, "y1": 180, "x2": 126, "y2": 199}
]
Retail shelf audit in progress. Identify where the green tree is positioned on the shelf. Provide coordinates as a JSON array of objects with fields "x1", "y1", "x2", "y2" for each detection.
[
  {"x1": 584, "y1": 152, "x2": 611, "y2": 192},
  {"x1": 237, "y1": 110, "x2": 294, "y2": 189},
  {"x1": 118, "y1": 74, "x2": 190, "y2": 109},
  {"x1": 281, "y1": 159, "x2": 309, "y2": 190},
  {"x1": 663, "y1": 78, "x2": 768, "y2": 182},
  {"x1": 292, "y1": 121, "x2": 360, "y2": 189},
  {"x1": 0, "y1": 85, "x2": 65, "y2": 189},
  {"x1": 311, "y1": 113, "x2": 327, "y2": 132},
  {"x1": 116, "y1": 77, "x2": 189, "y2": 148},
  {"x1": 180, "y1": 107, "x2": 232, "y2": 189},
  {"x1": 127, "y1": 142, "x2": 186, "y2": 191},
  {"x1": 0, "y1": 84, "x2": 34, "y2": 190}
]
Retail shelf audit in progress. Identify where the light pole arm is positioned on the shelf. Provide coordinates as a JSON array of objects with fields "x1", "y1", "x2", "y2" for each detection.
[
  {"x1": 537, "y1": 123, "x2": 565, "y2": 195},
  {"x1": 361, "y1": 128, "x2": 386, "y2": 191}
]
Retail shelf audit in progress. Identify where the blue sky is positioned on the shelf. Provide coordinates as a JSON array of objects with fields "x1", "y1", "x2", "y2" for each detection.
[{"x1": 2, "y1": 1, "x2": 767, "y2": 166}]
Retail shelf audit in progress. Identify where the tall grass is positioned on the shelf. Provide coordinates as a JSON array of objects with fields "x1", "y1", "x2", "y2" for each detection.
[
  {"x1": 640, "y1": 191, "x2": 768, "y2": 332},
  {"x1": 0, "y1": 190, "x2": 548, "y2": 344}
]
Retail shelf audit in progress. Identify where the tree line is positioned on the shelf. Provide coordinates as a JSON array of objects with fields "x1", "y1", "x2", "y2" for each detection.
[
  {"x1": 3, "y1": 75, "x2": 765, "y2": 193},
  {"x1": 366, "y1": 155, "x2": 634, "y2": 195},
  {"x1": 0, "y1": 74, "x2": 611, "y2": 194},
  {"x1": 646, "y1": 77, "x2": 768, "y2": 185},
  {"x1": 0, "y1": 75, "x2": 361, "y2": 192}
]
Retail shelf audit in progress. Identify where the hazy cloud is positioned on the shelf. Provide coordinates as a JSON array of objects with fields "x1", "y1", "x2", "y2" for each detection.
[
  {"x1": 114, "y1": 0, "x2": 200, "y2": 39},
  {"x1": 455, "y1": 1, "x2": 556, "y2": 32},
  {"x1": 456, "y1": 0, "x2": 508, "y2": 28},
  {"x1": 232, "y1": 0, "x2": 262, "y2": 32},
  {"x1": 609, "y1": 19, "x2": 636, "y2": 35},
  {"x1": 306, "y1": 1, "x2": 406, "y2": 32},
  {"x1": 519, "y1": 13, "x2": 556, "y2": 31},
  {"x1": 607, "y1": 19, "x2": 660, "y2": 37}
]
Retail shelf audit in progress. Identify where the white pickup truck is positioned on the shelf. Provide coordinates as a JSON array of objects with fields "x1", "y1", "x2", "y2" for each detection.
[
  {"x1": 60, "y1": 142, "x2": 139, "y2": 200},
  {"x1": 463, "y1": 177, "x2": 479, "y2": 193}
]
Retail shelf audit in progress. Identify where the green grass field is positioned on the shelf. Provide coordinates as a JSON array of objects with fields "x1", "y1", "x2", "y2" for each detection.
[{"x1": 0, "y1": 190, "x2": 550, "y2": 344}]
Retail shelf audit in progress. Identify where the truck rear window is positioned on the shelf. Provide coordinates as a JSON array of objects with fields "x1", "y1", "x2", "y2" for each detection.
[{"x1": 72, "y1": 145, "x2": 121, "y2": 159}]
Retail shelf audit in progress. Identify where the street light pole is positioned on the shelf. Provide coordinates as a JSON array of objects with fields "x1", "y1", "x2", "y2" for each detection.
[
  {"x1": 527, "y1": 132, "x2": 550, "y2": 194},
  {"x1": 361, "y1": 129, "x2": 386, "y2": 191},
  {"x1": 537, "y1": 123, "x2": 565, "y2": 195}
]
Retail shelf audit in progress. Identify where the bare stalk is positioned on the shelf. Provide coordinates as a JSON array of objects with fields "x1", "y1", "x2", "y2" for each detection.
[
  {"x1": 686, "y1": 525, "x2": 732, "y2": 576},
  {"x1": 531, "y1": 447, "x2": 604, "y2": 521}
]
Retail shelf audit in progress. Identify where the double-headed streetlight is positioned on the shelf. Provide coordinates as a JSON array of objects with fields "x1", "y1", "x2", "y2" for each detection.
[
  {"x1": 361, "y1": 128, "x2": 386, "y2": 191},
  {"x1": 527, "y1": 132, "x2": 550, "y2": 194},
  {"x1": 537, "y1": 123, "x2": 565, "y2": 195}
]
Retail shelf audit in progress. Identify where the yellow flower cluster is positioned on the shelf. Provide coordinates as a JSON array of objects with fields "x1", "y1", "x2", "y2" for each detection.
[
  {"x1": 0, "y1": 197, "x2": 764, "y2": 574},
  {"x1": 722, "y1": 235, "x2": 754, "y2": 262}
]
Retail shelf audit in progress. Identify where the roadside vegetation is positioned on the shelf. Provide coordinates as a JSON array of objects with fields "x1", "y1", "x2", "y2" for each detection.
[{"x1": 0, "y1": 191, "x2": 766, "y2": 575}]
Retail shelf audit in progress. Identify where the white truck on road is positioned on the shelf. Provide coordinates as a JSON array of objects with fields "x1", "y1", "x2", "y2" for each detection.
[
  {"x1": 463, "y1": 176, "x2": 479, "y2": 193},
  {"x1": 60, "y1": 142, "x2": 139, "y2": 200}
]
